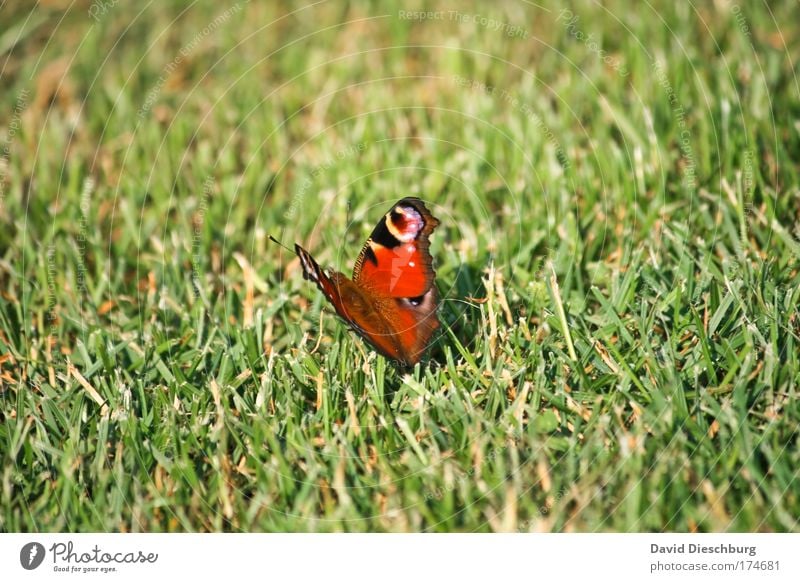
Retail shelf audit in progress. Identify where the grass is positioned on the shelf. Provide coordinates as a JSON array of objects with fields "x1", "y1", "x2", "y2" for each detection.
[{"x1": 1, "y1": 0, "x2": 799, "y2": 532}]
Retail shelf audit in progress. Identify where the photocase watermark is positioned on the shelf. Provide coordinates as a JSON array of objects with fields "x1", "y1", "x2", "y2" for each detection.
[
  {"x1": 191, "y1": 176, "x2": 216, "y2": 296},
  {"x1": 731, "y1": 5, "x2": 752, "y2": 38},
  {"x1": 398, "y1": 10, "x2": 529, "y2": 39},
  {"x1": 423, "y1": 445, "x2": 514, "y2": 502},
  {"x1": 419, "y1": 432, "x2": 566, "y2": 530},
  {"x1": 88, "y1": 0, "x2": 120, "y2": 21},
  {"x1": 20, "y1": 542, "x2": 46, "y2": 570},
  {"x1": 556, "y1": 9, "x2": 629, "y2": 77},
  {"x1": 138, "y1": 2, "x2": 245, "y2": 117},
  {"x1": 452, "y1": 75, "x2": 570, "y2": 169},
  {"x1": 18, "y1": 541, "x2": 159, "y2": 574},
  {"x1": 285, "y1": 141, "x2": 369, "y2": 220},
  {"x1": 0, "y1": 88, "x2": 30, "y2": 207},
  {"x1": 45, "y1": 243, "x2": 59, "y2": 337},
  {"x1": 742, "y1": 148, "x2": 754, "y2": 213},
  {"x1": 517, "y1": 487, "x2": 568, "y2": 531},
  {"x1": 76, "y1": 176, "x2": 95, "y2": 299},
  {"x1": 652, "y1": 59, "x2": 696, "y2": 193}
]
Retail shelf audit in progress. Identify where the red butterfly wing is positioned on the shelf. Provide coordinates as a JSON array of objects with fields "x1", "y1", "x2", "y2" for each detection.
[
  {"x1": 386, "y1": 287, "x2": 440, "y2": 364},
  {"x1": 294, "y1": 244, "x2": 348, "y2": 318},
  {"x1": 295, "y1": 243, "x2": 409, "y2": 362},
  {"x1": 352, "y1": 198, "x2": 439, "y2": 298},
  {"x1": 292, "y1": 198, "x2": 440, "y2": 365}
]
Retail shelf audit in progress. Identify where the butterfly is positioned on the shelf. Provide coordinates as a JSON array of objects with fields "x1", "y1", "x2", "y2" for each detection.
[{"x1": 289, "y1": 198, "x2": 440, "y2": 366}]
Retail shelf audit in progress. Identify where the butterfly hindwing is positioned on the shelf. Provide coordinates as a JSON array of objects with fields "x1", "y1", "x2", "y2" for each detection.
[{"x1": 386, "y1": 286, "x2": 440, "y2": 364}]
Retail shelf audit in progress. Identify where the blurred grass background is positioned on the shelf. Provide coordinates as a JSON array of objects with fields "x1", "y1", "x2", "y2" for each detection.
[{"x1": 0, "y1": 0, "x2": 798, "y2": 531}]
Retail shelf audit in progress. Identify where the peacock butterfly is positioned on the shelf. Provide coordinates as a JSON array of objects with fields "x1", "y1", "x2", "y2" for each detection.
[{"x1": 289, "y1": 198, "x2": 440, "y2": 366}]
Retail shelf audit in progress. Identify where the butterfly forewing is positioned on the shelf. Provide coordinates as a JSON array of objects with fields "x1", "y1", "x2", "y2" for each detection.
[{"x1": 352, "y1": 198, "x2": 439, "y2": 298}]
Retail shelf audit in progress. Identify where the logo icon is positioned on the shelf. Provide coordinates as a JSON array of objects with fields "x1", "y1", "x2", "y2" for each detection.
[{"x1": 20, "y1": 542, "x2": 46, "y2": 570}]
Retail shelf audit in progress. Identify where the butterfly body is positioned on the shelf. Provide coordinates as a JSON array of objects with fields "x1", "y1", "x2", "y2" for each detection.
[{"x1": 293, "y1": 198, "x2": 440, "y2": 366}]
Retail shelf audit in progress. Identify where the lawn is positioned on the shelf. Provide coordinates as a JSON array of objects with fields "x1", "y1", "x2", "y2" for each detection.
[{"x1": 1, "y1": 0, "x2": 798, "y2": 532}]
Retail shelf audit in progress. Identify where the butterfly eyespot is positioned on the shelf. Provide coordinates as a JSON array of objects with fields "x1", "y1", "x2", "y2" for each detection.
[
  {"x1": 406, "y1": 295, "x2": 425, "y2": 307},
  {"x1": 387, "y1": 206, "x2": 424, "y2": 243}
]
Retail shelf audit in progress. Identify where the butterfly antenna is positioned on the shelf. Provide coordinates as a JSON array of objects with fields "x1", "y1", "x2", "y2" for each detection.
[{"x1": 268, "y1": 234, "x2": 293, "y2": 253}]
